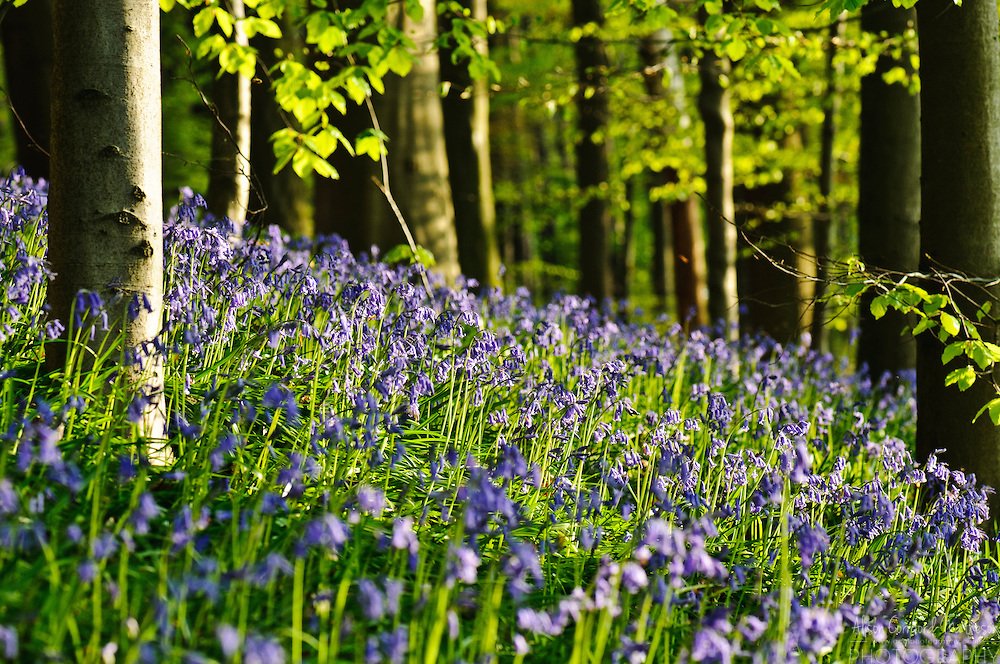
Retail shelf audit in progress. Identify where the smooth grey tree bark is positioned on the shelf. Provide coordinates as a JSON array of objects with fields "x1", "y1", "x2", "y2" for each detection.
[
  {"x1": 373, "y1": 0, "x2": 460, "y2": 281},
  {"x1": 206, "y1": 0, "x2": 252, "y2": 229},
  {"x1": 698, "y1": 18, "x2": 737, "y2": 332},
  {"x1": 1, "y1": 0, "x2": 52, "y2": 179},
  {"x1": 48, "y1": 0, "x2": 166, "y2": 443},
  {"x1": 439, "y1": 0, "x2": 500, "y2": 288},
  {"x1": 857, "y1": 4, "x2": 920, "y2": 378},
  {"x1": 572, "y1": 0, "x2": 615, "y2": 301},
  {"x1": 315, "y1": 0, "x2": 461, "y2": 281},
  {"x1": 915, "y1": 0, "x2": 1000, "y2": 511}
]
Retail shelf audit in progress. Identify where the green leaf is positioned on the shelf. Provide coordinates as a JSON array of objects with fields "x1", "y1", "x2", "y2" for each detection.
[
  {"x1": 196, "y1": 34, "x2": 226, "y2": 60},
  {"x1": 243, "y1": 17, "x2": 282, "y2": 39},
  {"x1": 969, "y1": 342, "x2": 994, "y2": 371},
  {"x1": 989, "y1": 399, "x2": 1000, "y2": 425},
  {"x1": 939, "y1": 311, "x2": 961, "y2": 337},
  {"x1": 870, "y1": 294, "x2": 889, "y2": 320},
  {"x1": 214, "y1": 7, "x2": 234, "y2": 38},
  {"x1": 942, "y1": 342, "x2": 965, "y2": 365},
  {"x1": 978, "y1": 301, "x2": 993, "y2": 321},
  {"x1": 193, "y1": 7, "x2": 215, "y2": 37},
  {"x1": 725, "y1": 39, "x2": 748, "y2": 62},
  {"x1": 923, "y1": 294, "x2": 949, "y2": 315},
  {"x1": 382, "y1": 244, "x2": 435, "y2": 267},
  {"x1": 356, "y1": 130, "x2": 387, "y2": 161},
  {"x1": 160, "y1": 0, "x2": 177, "y2": 11},
  {"x1": 911, "y1": 317, "x2": 936, "y2": 336},
  {"x1": 385, "y1": 47, "x2": 413, "y2": 77},
  {"x1": 344, "y1": 77, "x2": 370, "y2": 105},
  {"x1": 844, "y1": 283, "x2": 866, "y2": 299},
  {"x1": 945, "y1": 365, "x2": 977, "y2": 392},
  {"x1": 974, "y1": 397, "x2": 1000, "y2": 425}
]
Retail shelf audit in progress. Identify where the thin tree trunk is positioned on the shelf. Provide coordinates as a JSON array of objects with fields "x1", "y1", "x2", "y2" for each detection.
[
  {"x1": 571, "y1": 0, "x2": 614, "y2": 300},
  {"x1": 698, "y1": 17, "x2": 737, "y2": 331},
  {"x1": 439, "y1": 0, "x2": 500, "y2": 288},
  {"x1": 915, "y1": 0, "x2": 1000, "y2": 508},
  {"x1": 648, "y1": 177, "x2": 672, "y2": 311},
  {"x1": 857, "y1": 4, "x2": 920, "y2": 378},
  {"x1": 206, "y1": 0, "x2": 251, "y2": 229},
  {"x1": 640, "y1": 30, "x2": 672, "y2": 313},
  {"x1": 614, "y1": 177, "x2": 636, "y2": 300},
  {"x1": 48, "y1": 0, "x2": 166, "y2": 444},
  {"x1": 670, "y1": 194, "x2": 705, "y2": 327},
  {"x1": 533, "y1": 121, "x2": 559, "y2": 272},
  {"x1": 249, "y1": 10, "x2": 312, "y2": 237},
  {"x1": 811, "y1": 17, "x2": 843, "y2": 351},
  {"x1": 0, "y1": 0, "x2": 52, "y2": 179}
]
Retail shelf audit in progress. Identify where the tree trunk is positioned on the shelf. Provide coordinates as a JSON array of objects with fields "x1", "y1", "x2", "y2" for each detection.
[
  {"x1": 206, "y1": 0, "x2": 251, "y2": 229},
  {"x1": 313, "y1": 1, "x2": 461, "y2": 280},
  {"x1": 670, "y1": 194, "x2": 705, "y2": 327},
  {"x1": 571, "y1": 0, "x2": 614, "y2": 301},
  {"x1": 439, "y1": 0, "x2": 500, "y2": 288},
  {"x1": 915, "y1": 0, "x2": 1000, "y2": 506},
  {"x1": 811, "y1": 17, "x2": 844, "y2": 352},
  {"x1": 48, "y1": 0, "x2": 166, "y2": 443},
  {"x1": 313, "y1": 99, "x2": 380, "y2": 250},
  {"x1": 648, "y1": 177, "x2": 672, "y2": 311},
  {"x1": 249, "y1": 9, "x2": 312, "y2": 237},
  {"x1": 641, "y1": 28, "x2": 705, "y2": 323},
  {"x1": 857, "y1": 4, "x2": 920, "y2": 378},
  {"x1": 366, "y1": 0, "x2": 460, "y2": 280},
  {"x1": 698, "y1": 24, "x2": 737, "y2": 331},
  {"x1": 735, "y1": 178, "x2": 801, "y2": 342},
  {"x1": 1, "y1": 0, "x2": 53, "y2": 179},
  {"x1": 614, "y1": 177, "x2": 636, "y2": 301}
]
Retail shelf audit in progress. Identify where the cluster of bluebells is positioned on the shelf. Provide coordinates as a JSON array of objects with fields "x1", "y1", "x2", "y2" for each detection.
[{"x1": 0, "y1": 176, "x2": 998, "y2": 662}]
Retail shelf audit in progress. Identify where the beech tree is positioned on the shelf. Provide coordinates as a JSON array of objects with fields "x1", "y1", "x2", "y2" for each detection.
[
  {"x1": 206, "y1": 0, "x2": 252, "y2": 227},
  {"x1": 698, "y1": 7, "x2": 737, "y2": 331},
  {"x1": 856, "y1": 3, "x2": 919, "y2": 378},
  {"x1": 913, "y1": 0, "x2": 1000, "y2": 506},
  {"x1": 440, "y1": 0, "x2": 500, "y2": 288},
  {"x1": 47, "y1": 0, "x2": 166, "y2": 440},
  {"x1": 572, "y1": 0, "x2": 614, "y2": 300},
  {"x1": 372, "y1": 0, "x2": 461, "y2": 280},
  {"x1": 640, "y1": 29, "x2": 704, "y2": 324}
]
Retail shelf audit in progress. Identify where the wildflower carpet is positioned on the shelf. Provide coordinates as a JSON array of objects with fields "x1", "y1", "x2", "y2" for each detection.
[{"x1": 1, "y1": 172, "x2": 998, "y2": 662}]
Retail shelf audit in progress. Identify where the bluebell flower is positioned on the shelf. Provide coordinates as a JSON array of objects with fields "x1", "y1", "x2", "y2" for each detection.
[
  {"x1": 357, "y1": 486, "x2": 385, "y2": 516},
  {"x1": 447, "y1": 545, "x2": 480, "y2": 586},
  {"x1": 0, "y1": 481, "x2": 18, "y2": 515},
  {"x1": 91, "y1": 532, "x2": 118, "y2": 561},
  {"x1": 217, "y1": 624, "x2": 240, "y2": 659},
  {"x1": 357, "y1": 578, "x2": 385, "y2": 621},
  {"x1": 0, "y1": 625, "x2": 16, "y2": 660},
  {"x1": 302, "y1": 514, "x2": 349, "y2": 553},
  {"x1": 131, "y1": 493, "x2": 160, "y2": 535},
  {"x1": 243, "y1": 633, "x2": 284, "y2": 664},
  {"x1": 621, "y1": 562, "x2": 648, "y2": 594}
]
